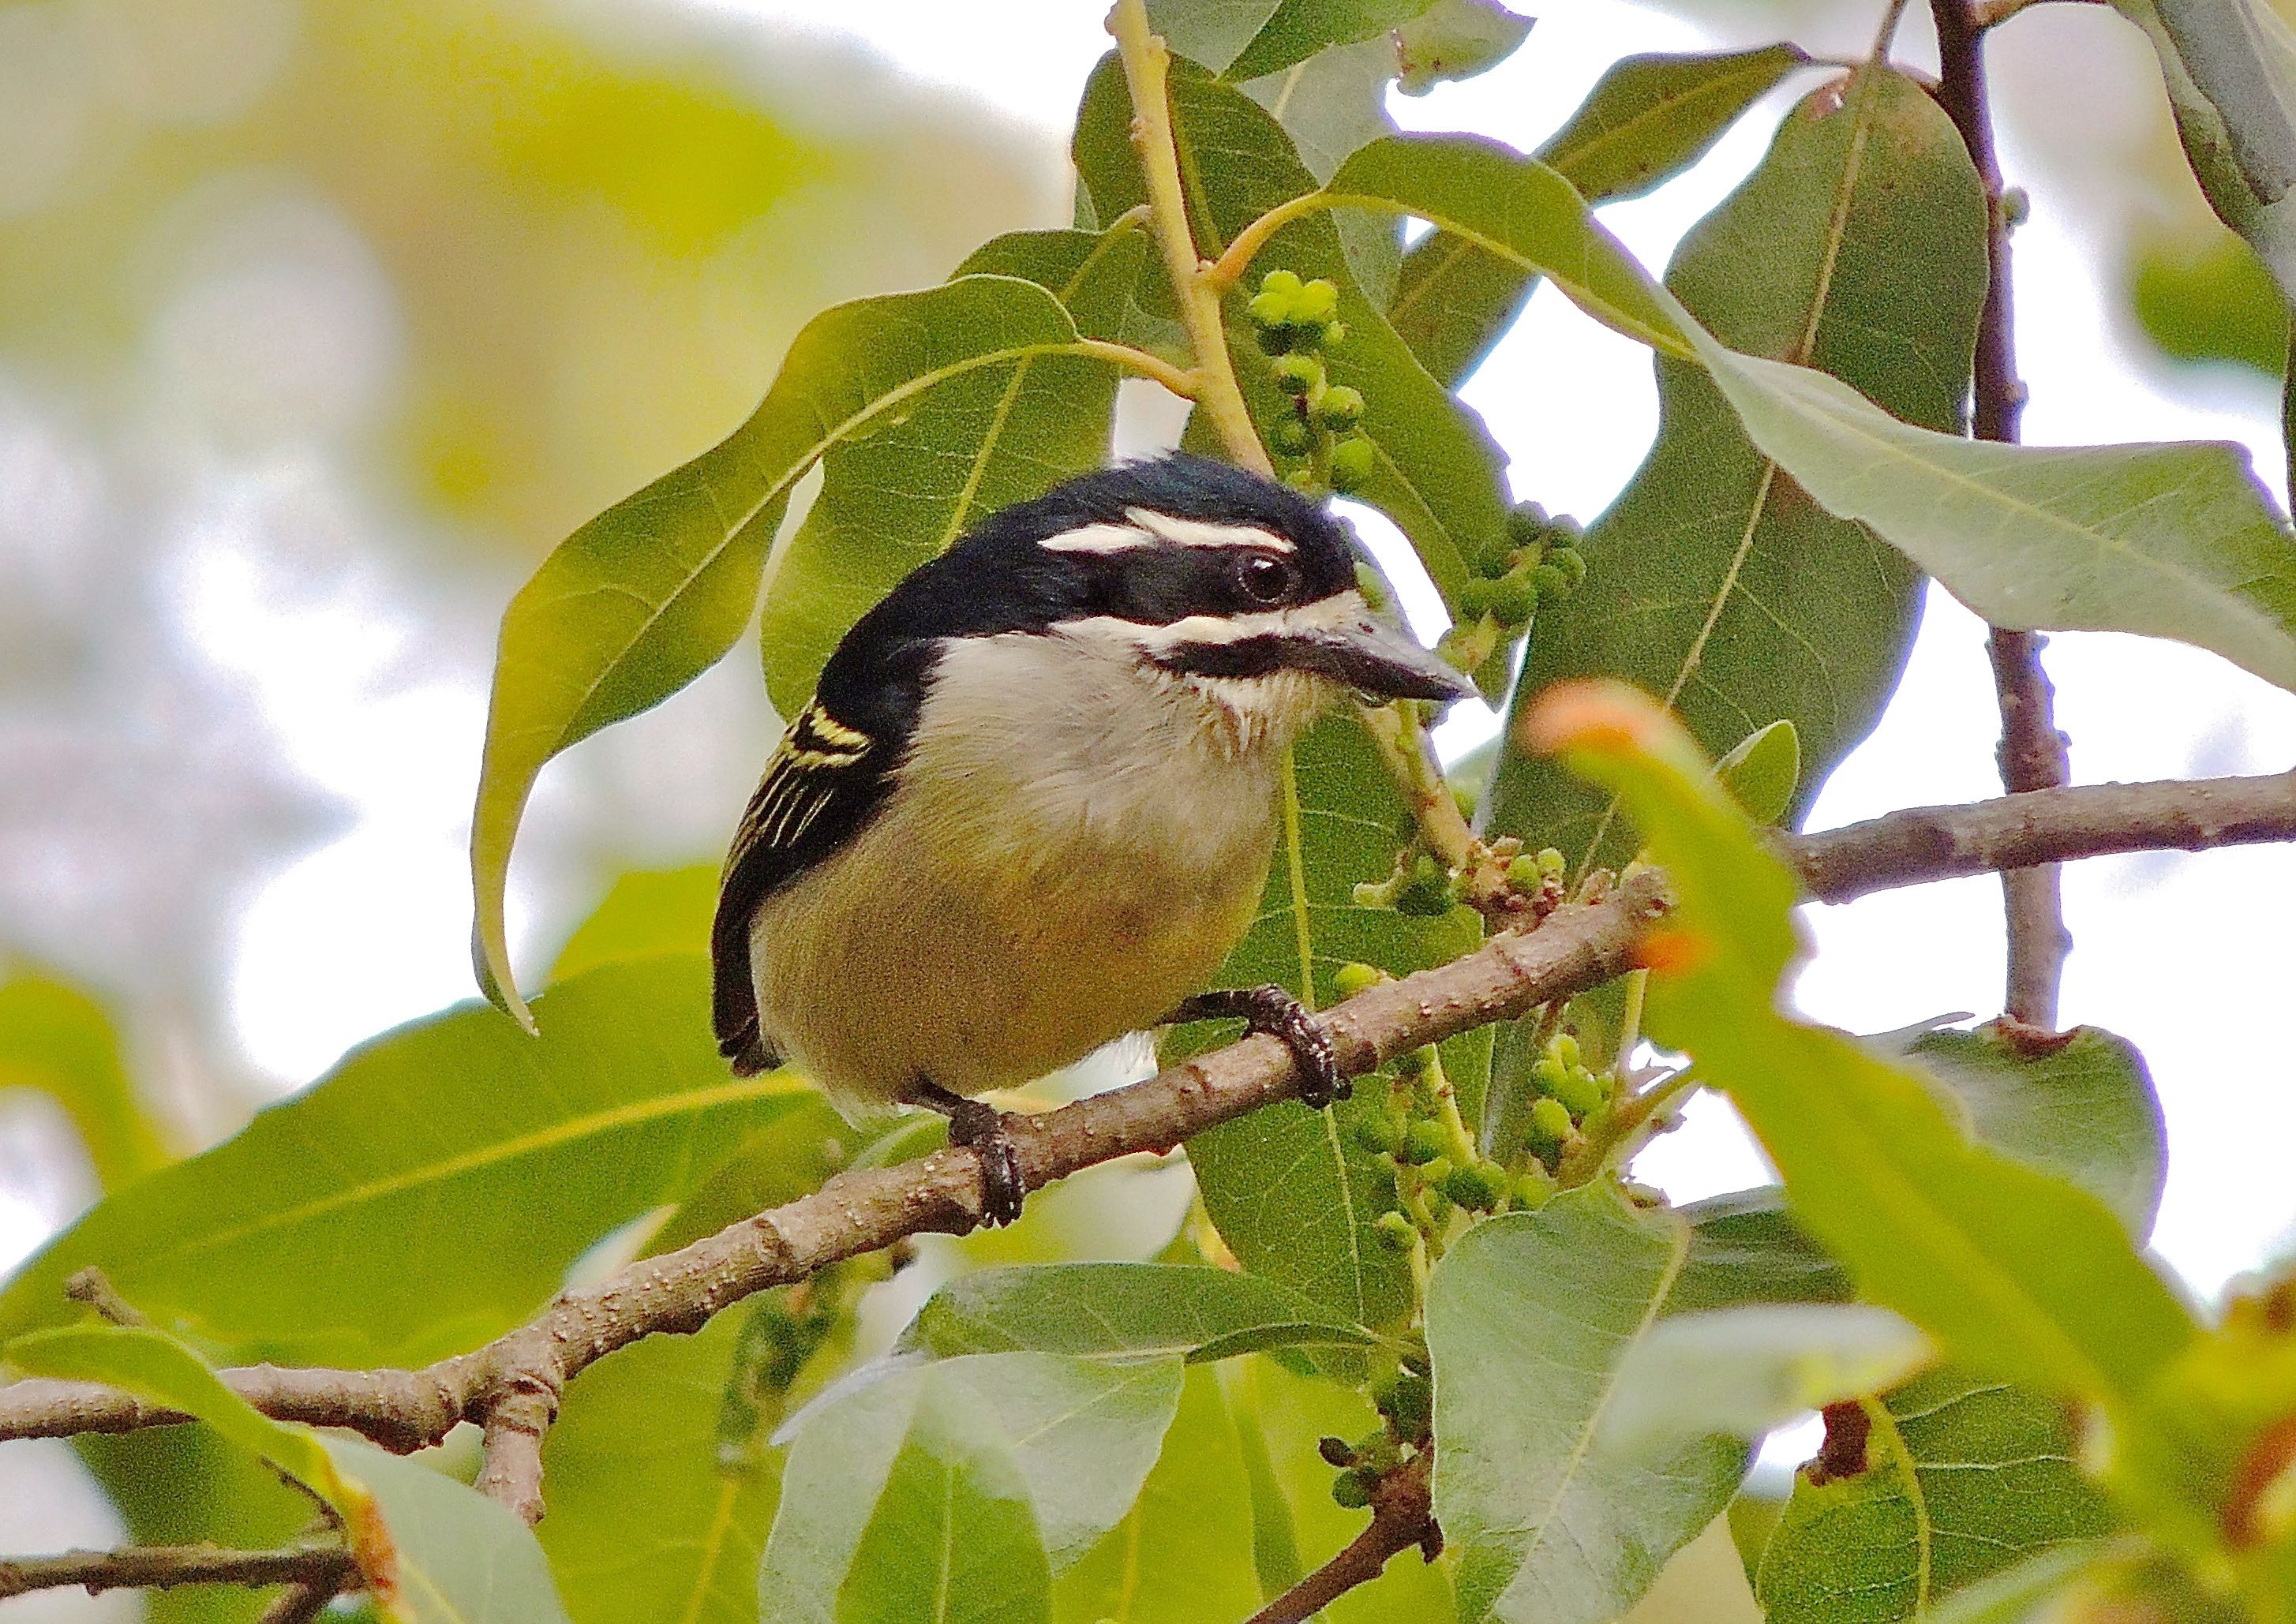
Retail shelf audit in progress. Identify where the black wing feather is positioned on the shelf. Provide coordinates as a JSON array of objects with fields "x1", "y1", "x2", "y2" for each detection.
[{"x1": 711, "y1": 700, "x2": 897, "y2": 1072}]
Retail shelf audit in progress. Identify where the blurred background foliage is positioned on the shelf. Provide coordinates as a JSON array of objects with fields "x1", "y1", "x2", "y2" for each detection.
[{"x1": 0, "y1": 0, "x2": 2289, "y2": 1614}]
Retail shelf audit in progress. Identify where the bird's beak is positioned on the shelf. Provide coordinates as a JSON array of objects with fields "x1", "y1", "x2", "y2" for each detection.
[{"x1": 1276, "y1": 615, "x2": 1479, "y2": 706}]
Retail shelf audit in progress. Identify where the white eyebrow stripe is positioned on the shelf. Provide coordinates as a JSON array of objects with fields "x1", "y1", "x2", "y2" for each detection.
[
  {"x1": 1123, "y1": 507, "x2": 1294, "y2": 552},
  {"x1": 1037, "y1": 522, "x2": 1159, "y2": 553},
  {"x1": 1054, "y1": 592, "x2": 1365, "y2": 653}
]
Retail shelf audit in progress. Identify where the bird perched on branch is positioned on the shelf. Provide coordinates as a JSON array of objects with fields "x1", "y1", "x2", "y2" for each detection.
[{"x1": 711, "y1": 454, "x2": 1475, "y2": 1225}]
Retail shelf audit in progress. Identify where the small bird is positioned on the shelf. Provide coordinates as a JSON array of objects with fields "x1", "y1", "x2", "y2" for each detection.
[{"x1": 711, "y1": 453, "x2": 1476, "y2": 1225}]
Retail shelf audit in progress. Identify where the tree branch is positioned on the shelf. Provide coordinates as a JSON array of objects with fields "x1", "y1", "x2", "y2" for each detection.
[
  {"x1": 2, "y1": 769, "x2": 2292, "y2": 1525},
  {"x1": 1245, "y1": 1452, "x2": 1436, "y2": 1624},
  {"x1": 1933, "y1": 0, "x2": 2073, "y2": 1031},
  {"x1": 0, "y1": 1544, "x2": 353, "y2": 1601},
  {"x1": 1781, "y1": 769, "x2": 2296, "y2": 901}
]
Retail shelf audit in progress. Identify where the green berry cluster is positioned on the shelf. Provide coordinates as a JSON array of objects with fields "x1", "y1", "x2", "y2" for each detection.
[
  {"x1": 1524, "y1": 1031, "x2": 1612, "y2": 1163},
  {"x1": 1349, "y1": 1038, "x2": 1543, "y2": 1230},
  {"x1": 1455, "y1": 500, "x2": 1588, "y2": 628},
  {"x1": 1247, "y1": 270, "x2": 1375, "y2": 494},
  {"x1": 1319, "y1": 1364, "x2": 1435, "y2": 1506}
]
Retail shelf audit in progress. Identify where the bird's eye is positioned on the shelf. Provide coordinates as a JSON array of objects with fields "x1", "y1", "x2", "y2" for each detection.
[{"x1": 1237, "y1": 553, "x2": 1294, "y2": 604}]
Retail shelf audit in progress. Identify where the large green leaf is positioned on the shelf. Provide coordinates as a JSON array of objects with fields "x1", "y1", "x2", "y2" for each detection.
[
  {"x1": 1488, "y1": 67, "x2": 1985, "y2": 866},
  {"x1": 756, "y1": 231, "x2": 1160, "y2": 716},
  {"x1": 547, "y1": 864, "x2": 717, "y2": 982},
  {"x1": 1674, "y1": 1189, "x2": 1855, "y2": 1312},
  {"x1": 1054, "y1": 1365, "x2": 1267, "y2": 1622},
  {"x1": 1904, "y1": 1026, "x2": 2167, "y2": 1240},
  {"x1": 1390, "y1": 44, "x2": 1811, "y2": 384},
  {"x1": 1172, "y1": 718, "x2": 1478, "y2": 1331},
  {"x1": 539, "y1": 1305, "x2": 781, "y2": 1624},
  {"x1": 0, "y1": 968, "x2": 172, "y2": 1191},
  {"x1": 471, "y1": 275, "x2": 1093, "y2": 1026},
  {"x1": 1427, "y1": 1186, "x2": 1750, "y2": 1624},
  {"x1": 1239, "y1": 39, "x2": 1408, "y2": 305},
  {"x1": 897, "y1": 1261, "x2": 1384, "y2": 1365},
  {"x1": 1073, "y1": 54, "x2": 1514, "y2": 601},
  {"x1": 1755, "y1": 1370, "x2": 2118, "y2": 1622},
  {"x1": 324, "y1": 1439, "x2": 576, "y2": 1624},
  {"x1": 1530, "y1": 684, "x2": 2206, "y2": 1528},
  {"x1": 1301, "y1": 131, "x2": 2296, "y2": 702},
  {"x1": 0, "y1": 957, "x2": 815, "y2": 1364},
  {"x1": 2114, "y1": 0, "x2": 2296, "y2": 305},
  {"x1": 1224, "y1": 0, "x2": 1434, "y2": 82},
  {"x1": 758, "y1": 1352, "x2": 1183, "y2": 1621}
]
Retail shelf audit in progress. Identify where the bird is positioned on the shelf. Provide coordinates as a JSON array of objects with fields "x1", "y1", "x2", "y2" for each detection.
[{"x1": 710, "y1": 452, "x2": 1477, "y2": 1225}]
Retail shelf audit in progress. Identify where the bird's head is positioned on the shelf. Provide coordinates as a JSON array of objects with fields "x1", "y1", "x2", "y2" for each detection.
[{"x1": 863, "y1": 454, "x2": 1475, "y2": 749}]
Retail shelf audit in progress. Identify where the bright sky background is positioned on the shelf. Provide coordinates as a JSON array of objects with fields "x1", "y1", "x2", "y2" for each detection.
[{"x1": 7, "y1": 0, "x2": 2296, "y2": 1589}]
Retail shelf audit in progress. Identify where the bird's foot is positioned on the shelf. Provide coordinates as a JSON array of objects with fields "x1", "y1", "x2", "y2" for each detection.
[
  {"x1": 1168, "y1": 986, "x2": 1347, "y2": 1108},
  {"x1": 904, "y1": 1080, "x2": 1026, "y2": 1227}
]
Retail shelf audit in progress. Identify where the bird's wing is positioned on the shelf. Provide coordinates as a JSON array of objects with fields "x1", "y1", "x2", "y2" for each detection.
[{"x1": 710, "y1": 698, "x2": 898, "y2": 1072}]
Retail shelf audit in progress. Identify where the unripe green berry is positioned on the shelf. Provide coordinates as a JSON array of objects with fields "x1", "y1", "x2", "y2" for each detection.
[
  {"x1": 1394, "y1": 851, "x2": 1451, "y2": 915},
  {"x1": 1315, "y1": 385, "x2": 1365, "y2": 430},
  {"x1": 1258, "y1": 268, "x2": 1305, "y2": 304},
  {"x1": 1382, "y1": 1369, "x2": 1433, "y2": 1438},
  {"x1": 1549, "y1": 1034, "x2": 1581, "y2": 1070},
  {"x1": 1293, "y1": 278, "x2": 1340, "y2": 323},
  {"x1": 1536, "y1": 848, "x2": 1565, "y2": 878},
  {"x1": 1318, "y1": 319, "x2": 1348, "y2": 349},
  {"x1": 1329, "y1": 432, "x2": 1376, "y2": 492},
  {"x1": 1444, "y1": 1159, "x2": 1511, "y2": 1209},
  {"x1": 1549, "y1": 1065, "x2": 1605, "y2": 1117},
  {"x1": 1528, "y1": 1095, "x2": 1575, "y2": 1148},
  {"x1": 1318, "y1": 1435, "x2": 1357, "y2": 1467},
  {"x1": 1419, "y1": 1156, "x2": 1453, "y2": 1190},
  {"x1": 1484, "y1": 572, "x2": 1537, "y2": 625},
  {"x1": 1373, "y1": 1210, "x2": 1418, "y2": 1249},
  {"x1": 2000, "y1": 186, "x2": 2030, "y2": 227},
  {"x1": 1283, "y1": 467, "x2": 1320, "y2": 493},
  {"x1": 1271, "y1": 354, "x2": 1324, "y2": 396},
  {"x1": 1248, "y1": 289, "x2": 1293, "y2": 330},
  {"x1": 1332, "y1": 1467, "x2": 1374, "y2": 1508},
  {"x1": 1402, "y1": 1119, "x2": 1448, "y2": 1166},
  {"x1": 1354, "y1": 1112, "x2": 1403, "y2": 1155},
  {"x1": 1530, "y1": 562, "x2": 1570, "y2": 601},
  {"x1": 1505, "y1": 500, "x2": 1551, "y2": 548},
  {"x1": 1333, "y1": 960, "x2": 1386, "y2": 1000},
  {"x1": 1512, "y1": 1169, "x2": 1554, "y2": 1209},
  {"x1": 1268, "y1": 415, "x2": 1314, "y2": 457},
  {"x1": 1504, "y1": 853, "x2": 1545, "y2": 891},
  {"x1": 1549, "y1": 544, "x2": 1587, "y2": 589}
]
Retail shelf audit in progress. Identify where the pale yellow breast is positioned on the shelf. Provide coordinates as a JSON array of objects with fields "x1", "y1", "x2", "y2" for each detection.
[{"x1": 747, "y1": 630, "x2": 1299, "y2": 1117}]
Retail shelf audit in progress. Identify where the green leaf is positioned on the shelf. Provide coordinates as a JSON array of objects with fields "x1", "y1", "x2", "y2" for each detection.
[
  {"x1": 1922, "y1": 1541, "x2": 2116, "y2": 1624},
  {"x1": 1239, "y1": 39, "x2": 1407, "y2": 305},
  {"x1": 548, "y1": 864, "x2": 717, "y2": 982},
  {"x1": 961, "y1": 225, "x2": 1189, "y2": 362},
  {"x1": 1427, "y1": 1185, "x2": 1751, "y2": 1624},
  {"x1": 755, "y1": 238, "x2": 1162, "y2": 715},
  {"x1": 1487, "y1": 68, "x2": 1984, "y2": 865},
  {"x1": 2114, "y1": 0, "x2": 2296, "y2": 305},
  {"x1": 2130, "y1": 227, "x2": 2290, "y2": 374},
  {"x1": 471, "y1": 274, "x2": 1091, "y2": 1025},
  {"x1": 1392, "y1": 0, "x2": 1534, "y2": 95},
  {"x1": 1175, "y1": 719, "x2": 1477, "y2": 1330},
  {"x1": 537, "y1": 1306, "x2": 781, "y2": 1624},
  {"x1": 1225, "y1": 0, "x2": 1433, "y2": 84},
  {"x1": 1601, "y1": 1304, "x2": 1933, "y2": 1460},
  {"x1": 1530, "y1": 683, "x2": 2204, "y2": 1524},
  {"x1": 1054, "y1": 1365, "x2": 1266, "y2": 1623},
  {"x1": 323, "y1": 1438, "x2": 577, "y2": 1624},
  {"x1": 0, "y1": 967, "x2": 172, "y2": 1191},
  {"x1": 632, "y1": 1098, "x2": 854, "y2": 1259},
  {"x1": 1673, "y1": 1188, "x2": 1854, "y2": 1313},
  {"x1": 6, "y1": 1325, "x2": 398, "y2": 1601},
  {"x1": 1903, "y1": 1026, "x2": 2168, "y2": 1239},
  {"x1": 1389, "y1": 44, "x2": 1809, "y2": 384},
  {"x1": 0, "y1": 958, "x2": 816, "y2": 1364},
  {"x1": 1714, "y1": 720, "x2": 1801, "y2": 826},
  {"x1": 1755, "y1": 1371, "x2": 2118, "y2": 1623},
  {"x1": 1073, "y1": 57, "x2": 1514, "y2": 601},
  {"x1": 758, "y1": 1352, "x2": 1183, "y2": 1620},
  {"x1": 1143, "y1": 0, "x2": 1285, "y2": 76},
  {"x1": 897, "y1": 1262, "x2": 1384, "y2": 1365}
]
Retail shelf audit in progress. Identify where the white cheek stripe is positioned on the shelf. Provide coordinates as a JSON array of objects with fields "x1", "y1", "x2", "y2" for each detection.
[
  {"x1": 1056, "y1": 589, "x2": 1368, "y2": 653},
  {"x1": 1037, "y1": 522, "x2": 1158, "y2": 553},
  {"x1": 1123, "y1": 507, "x2": 1294, "y2": 552}
]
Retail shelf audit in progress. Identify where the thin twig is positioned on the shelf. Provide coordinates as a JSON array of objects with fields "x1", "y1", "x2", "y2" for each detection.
[
  {"x1": 1107, "y1": 0, "x2": 1272, "y2": 473},
  {"x1": 1932, "y1": 0, "x2": 2072, "y2": 1031},
  {"x1": 1245, "y1": 1452, "x2": 1436, "y2": 1624},
  {"x1": 63, "y1": 1267, "x2": 148, "y2": 1328},
  {"x1": 1872, "y1": 0, "x2": 1917, "y2": 59},
  {"x1": 257, "y1": 1579, "x2": 343, "y2": 1624},
  {"x1": 0, "y1": 1544, "x2": 353, "y2": 1601}
]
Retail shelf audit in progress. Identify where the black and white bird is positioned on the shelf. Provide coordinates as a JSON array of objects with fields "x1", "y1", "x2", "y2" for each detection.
[{"x1": 711, "y1": 454, "x2": 1476, "y2": 1224}]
